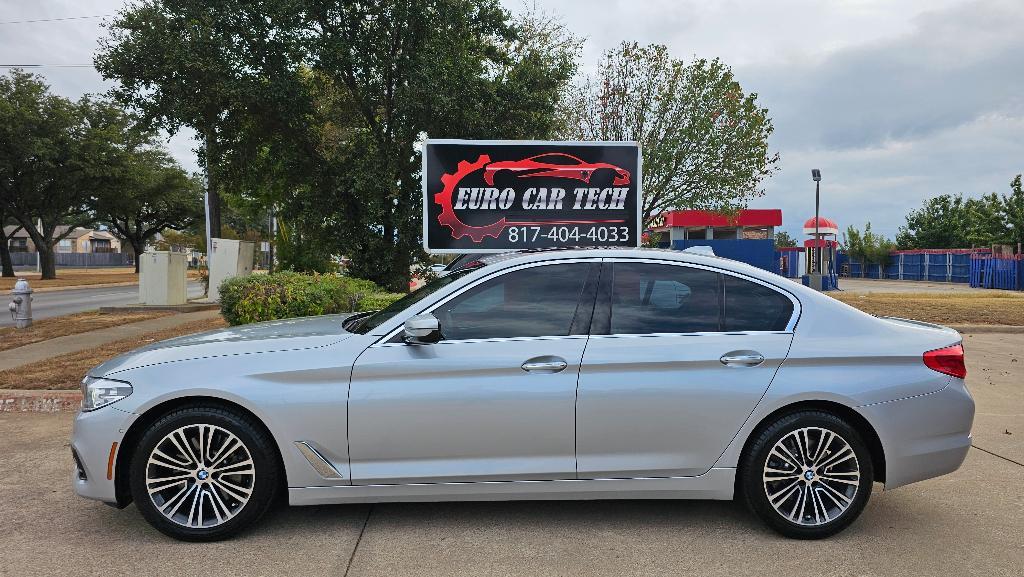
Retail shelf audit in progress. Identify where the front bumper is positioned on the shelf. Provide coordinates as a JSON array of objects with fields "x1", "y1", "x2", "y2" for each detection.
[
  {"x1": 860, "y1": 377, "x2": 975, "y2": 489},
  {"x1": 71, "y1": 406, "x2": 136, "y2": 503}
]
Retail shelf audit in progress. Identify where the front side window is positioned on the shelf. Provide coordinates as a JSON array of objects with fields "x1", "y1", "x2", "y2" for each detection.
[
  {"x1": 723, "y1": 275, "x2": 794, "y2": 331},
  {"x1": 347, "y1": 267, "x2": 482, "y2": 334},
  {"x1": 434, "y1": 263, "x2": 591, "y2": 340},
  {"x1": 610, "y1": 263, "x2": 722, "y2": 334}
]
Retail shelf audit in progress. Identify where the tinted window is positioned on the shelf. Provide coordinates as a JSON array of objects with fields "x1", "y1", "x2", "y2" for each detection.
[
  {"x1": 724, "y1": 275, "x2": 793, "y2": 331},
  {"x1": 435, "y1": 263, "x2": 590, "y2": 340},
  {"x1": 610, "y1": 263, "x2": 721, "y2": 334},
  {"x1": 348, "y1": 267, "x2": 481, "y2": 334}
]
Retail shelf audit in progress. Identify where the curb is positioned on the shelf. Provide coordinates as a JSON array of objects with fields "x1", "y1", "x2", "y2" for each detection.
[
  {"x1": 99, "y1": 302, "x2": 219, "y2": 313},
  {"x1": 950, "y1": 325, "x2": 1024, "y2": 334},
  {"x1": 0, "y1": 390, "x2": 81, "y2": 413}
]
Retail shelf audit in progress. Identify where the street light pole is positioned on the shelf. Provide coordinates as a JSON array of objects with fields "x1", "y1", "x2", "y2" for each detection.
[{"x1": 811, "y1": 169, "x2": 822, "y2": 276}]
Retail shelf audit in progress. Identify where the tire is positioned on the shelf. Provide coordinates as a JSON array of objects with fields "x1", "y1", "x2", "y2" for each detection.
[
  {"x1": 129, "y1": 405, "x2": 280, "y2": 541},
  {"x1": 740, "y1": 411, "x2": 874, "y2": 539}
]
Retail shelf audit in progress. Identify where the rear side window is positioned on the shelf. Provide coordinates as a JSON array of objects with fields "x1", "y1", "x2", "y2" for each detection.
[
  {"x1": 723, "y1": 275, "x2": 793, "y2": 331},
  {"x1": 610, "y1": 263, "x2": 722, "y2": 334}
]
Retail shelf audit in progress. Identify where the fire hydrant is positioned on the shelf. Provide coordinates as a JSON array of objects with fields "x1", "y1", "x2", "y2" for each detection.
[{"x1": 8, "y1": 277, "x2": 33, "y2": 329}]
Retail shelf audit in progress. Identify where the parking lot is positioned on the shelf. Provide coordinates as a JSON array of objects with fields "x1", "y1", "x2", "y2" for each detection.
[{"x1": 1, "y1": 332, "x2": 1021, "y2": 577}]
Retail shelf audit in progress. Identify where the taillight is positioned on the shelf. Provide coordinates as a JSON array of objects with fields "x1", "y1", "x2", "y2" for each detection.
[{"x1": 924, "y1": 344, "x2": 966, "y2": 379}]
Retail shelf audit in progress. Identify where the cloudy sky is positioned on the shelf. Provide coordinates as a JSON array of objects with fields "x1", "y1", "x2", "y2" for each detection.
[{"x1": 2, "y1": 0, "x2": 1022, "y2": 238}]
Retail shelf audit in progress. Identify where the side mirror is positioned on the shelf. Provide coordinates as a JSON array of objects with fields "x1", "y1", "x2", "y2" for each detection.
[{"x1": 403, "y1": 314, "x2": 441, "y2": 345}]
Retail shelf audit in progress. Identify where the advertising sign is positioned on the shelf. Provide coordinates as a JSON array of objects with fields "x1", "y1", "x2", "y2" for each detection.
[{"x1": 423, "y1": 139, "x2": 641, "y2": 253}]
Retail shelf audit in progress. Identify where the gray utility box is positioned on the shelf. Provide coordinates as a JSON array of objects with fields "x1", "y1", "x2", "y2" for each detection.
[
  {"x1": 139, "y1": 251, "x2": 188, "y2": 305},
  {"x1": 208, "y1": 238, "x2": 255, "y2": 301}
]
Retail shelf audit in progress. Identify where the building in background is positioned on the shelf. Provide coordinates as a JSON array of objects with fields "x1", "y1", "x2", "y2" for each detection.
[
  {"x1": 4, "y1": 226, "x2": 122, "y2": 254},
  {"x1": 649, "y1": 209, "x2": 783, "y2": 272}
]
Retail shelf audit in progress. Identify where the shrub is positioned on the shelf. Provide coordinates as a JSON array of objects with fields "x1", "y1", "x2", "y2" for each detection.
[
  {"x1": 356, "y1": 292, "x2": 405, "y2": 312},
  {"x1": 219, "y1": 272, "x2": 395, "y2": 325}
]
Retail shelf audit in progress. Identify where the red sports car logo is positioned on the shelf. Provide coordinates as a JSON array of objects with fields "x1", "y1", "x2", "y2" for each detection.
[{"x1": 483, "y1": 153, "x2": 631, "y2": 186}]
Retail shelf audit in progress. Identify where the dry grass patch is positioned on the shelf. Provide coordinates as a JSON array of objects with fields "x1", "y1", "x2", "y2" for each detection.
[
  {"x1": 831, "y1": 291, "x2": 1024, "y2": 326},
  {"x1": 1, "y1": 268, "x2": 138, "y2": 290},
  {"x1": 0, "y1": 316, "x2": 227, "y2": 390},
  {"x1": 0, "y1": 311, "x2": 173, "y2": 352}
]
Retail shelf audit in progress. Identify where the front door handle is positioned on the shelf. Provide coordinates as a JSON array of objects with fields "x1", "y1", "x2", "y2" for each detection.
[
  {"x1": 720, "y1": 350, "x2": 765, "y2": 367},
  {"x1": 522, "y1": 356, "x2": 568, "y2": 373}
]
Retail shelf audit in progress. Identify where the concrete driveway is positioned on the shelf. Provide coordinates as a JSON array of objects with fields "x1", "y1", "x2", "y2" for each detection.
[{"x1": 1, "y1": 333, "x2": 1021, "y2": 577}]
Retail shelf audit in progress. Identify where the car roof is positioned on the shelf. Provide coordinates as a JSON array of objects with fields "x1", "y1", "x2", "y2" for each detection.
[{"x1": 473, "y1": 247, "x2": 771, "y2": 280}]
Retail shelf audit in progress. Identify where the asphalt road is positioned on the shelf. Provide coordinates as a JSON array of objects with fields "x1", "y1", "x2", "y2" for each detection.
[
  {"x1": 0, "y1": 333, "x2": 1020, "y2": 577},
  {"x1": 1, "y1": 281, "x2": 205, "y2": 327}
]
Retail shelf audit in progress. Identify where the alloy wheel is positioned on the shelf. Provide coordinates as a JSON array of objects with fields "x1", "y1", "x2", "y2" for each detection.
[
  {"x1": 762, "y1": 426, "x2": 860, "y2": 526},
  {"x1": 145, "y1": 424, "x2": 256, "y2": 528}
]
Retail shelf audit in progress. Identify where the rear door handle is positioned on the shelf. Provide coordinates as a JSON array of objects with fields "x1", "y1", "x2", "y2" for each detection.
[
  {"x1": 720, "y1": 351, "x2": 765, "y2": 367},
  {"x1": 522, "y1": 356, "x2": 568, "y2": 373}
]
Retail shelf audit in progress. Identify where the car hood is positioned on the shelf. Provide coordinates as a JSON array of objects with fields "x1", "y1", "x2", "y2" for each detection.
[{"x1": 89, "y1": 314, "x2": 356, "y2": 377}]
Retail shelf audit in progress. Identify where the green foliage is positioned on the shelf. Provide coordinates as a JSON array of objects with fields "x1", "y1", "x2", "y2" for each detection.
[
  {"x1": 560, "y1": 42, "x2": 780, "y2": 227},
  {"x1": 774, "y1": 231, "x2": 797, "y2": 248},
  {"x1": 356, "y1": 292, "x2": 406, "y2": 312},
  {"x1": 844, "y1": 223, "x2": 895, "y2": 268},
  {"x1": 0, "y1": 70, "x2": 97, "y2": 278},
  {"x1": 96, "y1": 1, "x2": 579, "y2": 292},
  {"x1": 218, "y1": 272, "x2": 392, "y2": 325},
  {"x1": 897, "y1": 176, "x2": 1024, "y2": 249}
]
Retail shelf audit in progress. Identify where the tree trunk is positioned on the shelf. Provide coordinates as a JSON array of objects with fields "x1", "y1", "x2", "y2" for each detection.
[
  {"x1": 0, "y1": 239, "x2": 14, "y2": 277},
  {"x1": 132, "y1": 239, "x2": 144, "y2": 274},
  {"x1": 39, "y1": 247, "x2": 56, "y2": 280}
]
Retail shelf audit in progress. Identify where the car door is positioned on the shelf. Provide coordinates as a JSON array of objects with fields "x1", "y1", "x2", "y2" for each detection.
[
  {"x1": 348, "y1": 260, "x2": 600, "y2": 485},
  {"x1": 576, "y1": 259, "x2": 797, "y2": 478}
]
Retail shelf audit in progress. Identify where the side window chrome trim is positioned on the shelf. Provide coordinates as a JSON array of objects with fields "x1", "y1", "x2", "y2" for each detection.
[
  {"x1": 601, "y1": 257, "x2": 801, "y2": 334},
  {"x1": 588, "y1": 331, "x2": 793, "y2": 339},
  {"x1": 375, "y1": 258, "x2": 600, "y2": 346},
  {"x1": 371, "y1": 334, "x2": 590, "y2": 349}
]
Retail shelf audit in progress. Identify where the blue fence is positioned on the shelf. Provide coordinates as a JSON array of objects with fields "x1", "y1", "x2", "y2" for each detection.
[
  {"x1": 840, "y1": 251, "x2": 979, "y2": 284},
  {"x1": 970, "y1": 256, "x2": 1022, "y2": 290},
  {"x1": 775, "y1": 249, "x2": 802, "y2": 278}
]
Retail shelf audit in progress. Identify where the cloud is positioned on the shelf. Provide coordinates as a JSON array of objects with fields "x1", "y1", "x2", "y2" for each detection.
[
  {"x1": 743, "y1": 0, "x2": 1024, "y2": 150},
  {"x1": 2, "y1": 0, "x2": 1020, "y2": 241}
]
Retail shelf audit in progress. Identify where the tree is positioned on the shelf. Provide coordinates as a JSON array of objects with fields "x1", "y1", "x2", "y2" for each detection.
[
  {"x1": 1002, "y1": 175, "x2": 1023, "y2": 247},
  {"x1": 94, "y1": 149, "x2": 203, "y2": 272},
  {"x1": 561, "y1": 42, "x2": 780, "y2": 228},
  {"x1": 98, "y1": 1, "x2": 579, "y2": 291},
  {"x1": 774, "y1": 231, "x2": 797, "y2": 248},
  {"x1": 896, "y1": 185, "x2": 1021, "y2": 249},
  {"x1": 0, "y1": 70, "x2": 98, "y2": 279},
  {"x1": 845, "y1": 223, "x2": 894, "y2": 273}
]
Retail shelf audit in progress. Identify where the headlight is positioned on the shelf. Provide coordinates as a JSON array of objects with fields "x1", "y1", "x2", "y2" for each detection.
[{"x1": 81, "y1": 376, "x2": 133, "y2": 411}]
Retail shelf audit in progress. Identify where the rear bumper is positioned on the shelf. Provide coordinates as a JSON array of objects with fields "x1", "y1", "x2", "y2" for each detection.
[
  {"x1": 71, "y1": 406, "x2": 135, "y2": 504},
  {"x1": 859, "y1": 377, "x2": 974, "y2": 489}
]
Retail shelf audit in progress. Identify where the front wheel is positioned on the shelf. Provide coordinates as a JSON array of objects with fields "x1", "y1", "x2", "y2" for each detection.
[
  {"x1": 740, "y1": 411, "x2": 874, "y2": 539},
  {"x1": 129, "y1": 405, "x2": 280, "y2": 541}
]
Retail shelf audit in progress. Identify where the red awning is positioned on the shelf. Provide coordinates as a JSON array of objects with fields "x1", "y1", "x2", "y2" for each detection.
[{"x1": 662, "y1": 209, "x2": 782, "y2": 228}]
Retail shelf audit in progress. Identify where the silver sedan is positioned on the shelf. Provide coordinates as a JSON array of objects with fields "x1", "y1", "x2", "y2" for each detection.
[{"x1": 72, "y1": 248, "x2": 974, "y2": 541}]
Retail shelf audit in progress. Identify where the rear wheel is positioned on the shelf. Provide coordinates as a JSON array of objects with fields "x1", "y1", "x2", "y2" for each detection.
[
  {"x1": 130, "y1": 406, "x2": 280, "y2": 541},
  {"x1": 740, "y1": 411, "x2": 873, "y2": 539}
]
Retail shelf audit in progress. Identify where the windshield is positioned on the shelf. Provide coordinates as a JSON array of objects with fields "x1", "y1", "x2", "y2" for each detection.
[{"x1": 346, "y1": 267, "x2": 480, "y2": 334}]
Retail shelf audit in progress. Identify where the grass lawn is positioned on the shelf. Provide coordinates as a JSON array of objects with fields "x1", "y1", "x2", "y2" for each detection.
[
  {"x1": 0, "y1": 316, "x2": 227, "y2": 390},
  {"x1": 830, "y1": 291, "x2": 1024, "y2": 326},
  {"x1": 0, "y1": 311, "x2": 173, "y2": 353}
]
